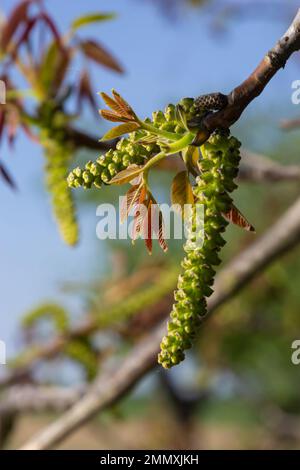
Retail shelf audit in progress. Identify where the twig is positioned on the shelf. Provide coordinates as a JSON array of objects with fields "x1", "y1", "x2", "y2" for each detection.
[
  {"x1": 19, "y1": 195, "x2": 300, "y2": 450},
  {"x1": 202, "y1": 9, "x2": 300, "y2": 135}
]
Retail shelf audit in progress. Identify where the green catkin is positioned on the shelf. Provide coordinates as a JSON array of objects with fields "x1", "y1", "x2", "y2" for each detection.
[
  {"x1": 158, "y1": 131, "x2": 241, "y2": 368},
  {"x1": 39, "y1": 102, "x2": 78, "y2": 246}
]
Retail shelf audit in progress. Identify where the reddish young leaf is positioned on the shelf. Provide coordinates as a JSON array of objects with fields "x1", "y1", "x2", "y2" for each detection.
[
  {"x1": 0, "y1": 162, "x2": 16, "y2": 190},
  {"x1": 0, "y1": 0, "x2": 31, "y2": 51},
  {"x1": 111, "y1": 89, "x2": 134, "y2": 117},
  {"x1": 151, "y1": 202, "x2": 168, "y2": 252},
  {"x1": 7, "y1": 107, "x2": 20, "y2": 147},
  {"x1": 171, "y1": 170, "x2": 194, "y2": 215},
  {"x1": 77, "y1": 70, "x2": 97, "y2": 115},
  {"x1": 143, "y1": 200, "x2": 153, "y2": 254},
  {"x1": 39, "y1": 12, "x2": 63, "y2": 46},
  {"x1": 10, "y1": 16, "x2": 38, "y2": 59},
  {"x1": 120, "y1": 184, "x2": 143, "y2": 223},
  {"x1": 131, "y1": 186, "x2": 148, "y2": 241},
  {"x1": 99, "y1": 109, "x2": 131, "y2": 123},
  {"x1": 223, "y1": 204, "x2": 255, "y2": 232},
  {"x1": 100, "y1": 122, "x2": 139, "y2": 141},
  {"x1": 80, "y1": 40, "x2": 123, "y2": 73},
  {"x1": 21, "y1": 123, "x2": 39, "y2": 143}
]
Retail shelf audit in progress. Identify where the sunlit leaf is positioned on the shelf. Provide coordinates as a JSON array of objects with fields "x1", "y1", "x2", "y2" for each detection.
[
  {"x1": 109, "y1": 164, "x2": 144, "y2": 185},
  {"x1": 71, "y1": 13, "x2": 116, "y2": 30},
  {"x1": 223, "y1": 204, "x2": 255, "y2": 232},
  {"x1": 171, "y1": 170, "x2": 194, "y2": 215},
  {"x1": 101, "y1": 122, "x2": 139, "y2": 141}
]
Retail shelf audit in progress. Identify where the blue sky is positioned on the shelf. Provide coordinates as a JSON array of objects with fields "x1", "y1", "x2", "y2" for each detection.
[{"x1": 0, "y1": 0, "x2": 300, "y2": 361}]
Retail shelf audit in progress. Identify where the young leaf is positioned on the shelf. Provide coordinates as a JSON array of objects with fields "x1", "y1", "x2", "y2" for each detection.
[
  {"x1": 182, "y1": 145, "x2": 200, "y2": 175},
  {"x1": 151, "y1": 202, "x2": 168, "y2": 252},
  {"x1": 175, "y1": 104, "x2": 188, "y2": 130},
  {"x1": 0, "y1": 0, "x2": 31, "y2": 51},
  {"x1": 143, "y1": 200, "x2": 153, "y2": 254},
  {"x1": 71, "y1": 13, "x2": 116, "y2": 31},
  {"x1": 100, "y1": 122, "x2": 139, "y2": 141},
  {"x1": 131, "y1": 186, "x2": 148, "y2": 241},
  {"x1": 100, "y1": 92, "x2": 127, "y2": 116},
  {"x1": 99, "y1": 109, "x2": 130, "y2": 123},
  {"x1": 0, "y1": 162, "x2": 16, "y2": 190},
  {"x1": 77, "y1": 70, "x2": 97, "y2": 115},
  {"x1": 109, "y1": 164, "x2": 144, "y2": 185},
  {"x1": 80, "y1": 40, "x2": 123, "y2": 73},
  {"x1": 171, "y1": 171, "x2": 194, "y2": 215},
  {"x1": 39, "y1": 40, "x2": 70, "y2": 94},
  {"x1": 223, "y1": 204, "x2": 255, "y2": 232}
]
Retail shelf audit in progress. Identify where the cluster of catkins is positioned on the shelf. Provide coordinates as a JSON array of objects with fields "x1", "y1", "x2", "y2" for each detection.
[
  {"x1": 67, "y1": 98, "x2": 204, "y2": 189},
  {"x1": 67, "y1": 94, "x2": 242, "y2": 369},
  {"x1": 158, "y1": 131, "x2": 241, "y2": 368},
  {"x1": 39, "y1": 102, "x2": 78, "y2": 246},
  {"x1": 67, "y1": 138, "x2": 155, "y2": 189}
]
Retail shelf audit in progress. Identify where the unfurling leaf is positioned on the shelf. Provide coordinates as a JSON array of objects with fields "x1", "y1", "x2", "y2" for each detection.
[
  {"x1": 100, "y1": 110, "x2": 130, "y2": 123},
  {"x1": 151, "y1": 202, "x2": 168, "y2": 252},
  {"x1": 109, "y1": 164, "x2": 144, "y2": 185},
  {"x1": 71, "y1": 12, "x2": 116, "y2": 30},
  {"x1": 111, "y1": 89, "x2": 133, "y2": 116},
  {"x1": 39, "y1": 40, "x2": 70, "y2": 94},
  {"x1": 223, "y1": 204, "x2": 255, "y2": 232},
  {"x1": 171, "y1": 171, "x2": 194, "y2": 215},
  {"x1": 101, "y1": 122, "x2": 139, "y2": 141},
  {"x1": 0, "y1": 0, "x2": 31, "y2": 51},
  {"x1": 80, "y1": 40, "x2": 123, "y2": 73}
]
